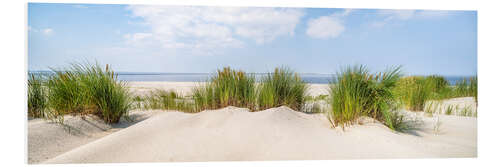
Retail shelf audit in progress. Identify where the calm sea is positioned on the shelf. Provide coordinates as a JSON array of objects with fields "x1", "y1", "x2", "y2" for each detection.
[{"x1": 29, "y1": 71, "x2": 472, "y2": 85}]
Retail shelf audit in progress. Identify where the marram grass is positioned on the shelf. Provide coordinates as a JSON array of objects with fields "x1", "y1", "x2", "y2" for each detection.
[
  {"x1": 257, "y1": 67, "x2": 308, "y2": 111},
  {"x1": 327, "y1": 65, "x2": 406, "y2": 131},
  {"x1": 191, "y1": 66, "x2": 307, "y2": 112},
  {"x1": 192, "y1": 67, "x2": 257, "y2": 112},
  {"x1": 455, "y1": 76, "x2": 477, "y2": 103},
  {"x1": 394, "y1": 76, "x2": 431, "y2": 111},
  {"x1": 395, "y1": 75, "x2": 477, "y2": 112},
  {"x1": 28, "y1": 74, "x2": 47, "y2": 118},
  {"x1": 45, "y1": 63, "x2": 131, "y2": 124},
  {"x1": 134, "y1": 90, "x2": 195, "y2": 112}
]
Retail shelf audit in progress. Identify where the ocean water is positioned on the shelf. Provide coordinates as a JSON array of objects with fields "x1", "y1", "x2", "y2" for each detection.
[
  {"x1": 94, "y1": 72, "x2": 474, "y2": 85},
  {"x1": 28, "y1": 71, "x2": 471, "y2": 85},
  {"x1": 115, "y1": 73, "x2": 335, "y2": 84}
]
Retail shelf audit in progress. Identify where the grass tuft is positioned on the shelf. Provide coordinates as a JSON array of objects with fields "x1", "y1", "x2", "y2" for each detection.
[
  {"x1": 327, "y1": 65, "x2": 405, "y2": 131},
  {"x1": 395, "y1": 76, "x2": 432, "y2": 111},
  {"x1": 192, "y1": 67, "x2": 257, "y2": 112},
  {"x1": 134, "y1": 90, "x2": 195, "y2": 112},
  {"x1": 396, "y1": 75, "x2": 477, "y2": 112},
  {"x1": 257, "y1": 67, "x2": 308, "y2": 111},
  {"x1": 455, "y1": 76, "x2": 477, "y2": 103},
  {"x1": 28, "y1": 74, "x2": 47, "y2": 118},
  {"x1": 45, "y1": 63, "x2": 131, "y2": 123},
  {"x1": 445, "y1": 105, "x2": 453, "y2": 115}
]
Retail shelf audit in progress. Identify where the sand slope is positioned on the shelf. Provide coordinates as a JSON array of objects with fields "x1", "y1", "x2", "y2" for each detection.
[
  {"x1": 28, "y1": 110, "x2": 162, "y2": 163},
  {"x1": 44, "y1": 106, "x2": 476, "y2": 164}
]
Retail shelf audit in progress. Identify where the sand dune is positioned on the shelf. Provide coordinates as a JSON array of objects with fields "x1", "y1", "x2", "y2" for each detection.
[
  {"x1": 29, "y1": 82, "x2": 476, "y2": 164},
  {"x1": 28, "y1": 110, "x2": 163, "y2": 163},
  {"x1": 43, "y1": 106, "x2": 476, "y2": 164}
]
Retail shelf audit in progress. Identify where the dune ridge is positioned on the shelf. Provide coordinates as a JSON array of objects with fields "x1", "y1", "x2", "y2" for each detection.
[{"x1": 43, "y1": 106, "x2": 476, "y2": 163}]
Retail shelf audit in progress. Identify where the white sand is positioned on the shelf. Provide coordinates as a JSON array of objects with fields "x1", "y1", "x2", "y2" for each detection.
[
  {"x1": 44, "y1": 106, "x2": 476, "y2": 163},
  {"x1": 127, "y1": 81, "x2": 330, "y2": 97},
  {"x1": 28, "y1": 110, "x2": 163, "y2": 163},
  {"x1": 127, "y1": 81, "x2": 203, "y2": 96},
  {"x1": 425, "y1": 97, "x2": 477, "y2": 116},
  {"x1": 29, "y1": 81, "x2": 476, "y2": 164}
]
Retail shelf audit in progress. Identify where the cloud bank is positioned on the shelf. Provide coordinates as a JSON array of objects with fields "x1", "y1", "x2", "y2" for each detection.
[
  {"x1": 125, "y1": 6, "x2": 305, "y2": 50},
  {"x1": 306, "y1": 9, "x2": 353, "y2": 39}
]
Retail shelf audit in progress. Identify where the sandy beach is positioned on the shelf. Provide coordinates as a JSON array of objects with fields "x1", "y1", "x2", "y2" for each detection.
[
  {"x1": 28, "y1": 81, "x2": 477, "y2": 164},
  {"x1": 126, "y1": 81, "x2": 330, "y2": 97}
]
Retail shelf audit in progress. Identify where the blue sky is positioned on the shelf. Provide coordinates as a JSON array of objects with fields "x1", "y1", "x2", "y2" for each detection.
[{"x1": 28, "y1": 3, "x2": 477, "y2": 76}]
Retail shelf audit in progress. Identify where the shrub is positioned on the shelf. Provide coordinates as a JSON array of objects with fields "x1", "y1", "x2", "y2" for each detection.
[
  {"x1": 257, "y1": 67, "x2": 307, "y2": 111},
  {"x1": 192, "y1": 67, "x2": 257, "y2": 112},
  {"x1": 28, "y1": 74, "x2": 47, "y2": 118},
  {"x1": 46, "y1": 63, "x2": 131, "y2": 123},
  {"x1": 327, "y1": 65, "x2": 403, "y2": 130}
]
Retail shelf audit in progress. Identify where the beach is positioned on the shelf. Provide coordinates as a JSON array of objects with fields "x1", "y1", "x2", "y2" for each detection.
[
  {"x1": 28, "y1": 81, "x2": 477, "y2": 164},
  {"x1": 126, "y1": 81, "x2": 331, "y2": 97}
]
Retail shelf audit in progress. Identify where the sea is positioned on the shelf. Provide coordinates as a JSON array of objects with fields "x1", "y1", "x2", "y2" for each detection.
[{"x1": 28, "y1": 71, "x2": 472, "y2": 85}]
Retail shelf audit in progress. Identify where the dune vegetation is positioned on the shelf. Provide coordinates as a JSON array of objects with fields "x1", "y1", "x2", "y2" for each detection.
[
  {"x1": 191, "y1": 66, "x2": 307, "y2": 112},
  {"x1": 326, "y1": 65, "x2": 408, "y2": 131},
  {"x1": 455, "y1": 76, "x2": 478, "y2": 103},
  {"x1": 257, "y1": 67, "x2": 308, "y2": 111},
  {"x1": 28, "y1": 61, "x2": 477, "y2": 131},
  {"x1": 192, "y1": 67, "x2": 257, "y2": 112},
  {"x1": 35, "y1": 63, "x2": 131, "y2": 123},
  {"x1": 133, "y1": 90, "x2": 194, "y2": 112},
  {"x1": 28, "y1": 74, "x2": 47, "y2": 118},
  {"x1": 395, "y1": 76, "x2": 433, "y2": 111},
  {"x1": 395, "y1": 75, "x2": 477, "y2": 112}
]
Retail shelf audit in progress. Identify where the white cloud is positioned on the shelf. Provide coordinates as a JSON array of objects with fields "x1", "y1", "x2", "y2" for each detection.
[
  {"x1": 125, "y1": 5, "x2": 304, "y2": 50},
  {"x1": 417, "y1": 10, "x2": 453, "y2": 18},
  {"x1": 42, "y1": 28, "x2": 53, "y2": 35},
  {"x1": 123, "y1": 33, "x2": 153, "y2": 47},
  {"x1": 29, "y1": 26, "x2": 53, "y2": 36},
  {"x1": 378, "y1": 9, "x2": 416, "y2": 20},
  {"x1": 306, "y1": 16, "x2": 344, "y2": 39},
  {"x1": 372, "y1": 9, "x2": 452, "y2": 27},
  {"x1": 306, "y1": 9, "x2": 352, "y2": 39}
]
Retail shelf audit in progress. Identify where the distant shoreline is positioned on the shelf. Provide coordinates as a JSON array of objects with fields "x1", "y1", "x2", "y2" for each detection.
[{"x1": 28, "y1": 71, "x2": 473, "y2": 85}]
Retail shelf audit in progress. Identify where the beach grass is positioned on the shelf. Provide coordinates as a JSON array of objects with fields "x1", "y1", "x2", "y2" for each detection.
[
  {"x1": 257, "y1": 67, "x2": 307, "y2": 111},
  {"x1": 383, "y1": 110, "x2": 413, "y2": 132},
  {"x1": 192, "y1": 67, "x2": 257, "y2": 112},
  {"x1": 28, "y1": 74, "x2": 47, "y2": 118},
  {"x1": 142, "y1": 90, "x2": 178, "y2": 110},
  {"x1": 445, "y1": 105, "x2": 453, "y2": 115},
  {"x1": 395, "y1": 76, "x2": 432, "y2": 111},
  {"x1": 455, "y1": 76, "x2": 477, "y2": 102},
  {"x1": 191, "y1": 66, "x2": 307, "y2": 112},
  {"x1": 45, "y1": 63, "x2": 131, "y2": 123},
  {"x1": 134, "y1": 90, "x2": 195, "y2": 112},
  {"x1": 326, "y1": 65, "x2": 406, "y2": 131},
  {"x1": 395, "y1": 74, "x2": 477, "y2": 113}
]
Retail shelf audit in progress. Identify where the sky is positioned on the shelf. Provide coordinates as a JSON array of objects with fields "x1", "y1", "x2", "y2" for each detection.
[{"x1": 28, "y1": 3, "x2": 477, "y2": 76}]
